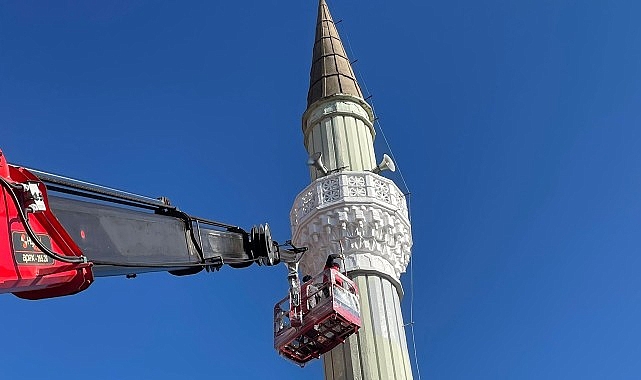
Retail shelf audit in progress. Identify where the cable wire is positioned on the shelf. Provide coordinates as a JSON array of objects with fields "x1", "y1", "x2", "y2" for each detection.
[
  {"x1": 342, "y1": 24, "x2": 422, "y2": 380},
  {"x1": 90, "y1": 260, "x2": 209, "y2": 268},
  {"x1": 0, "y1": 177, "x2": 259, "y2": 270}
]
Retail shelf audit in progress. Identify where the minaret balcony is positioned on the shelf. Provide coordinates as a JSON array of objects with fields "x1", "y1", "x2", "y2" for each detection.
[{"x1": 290, "y1": 171, "x2": 412, "y2": 286}]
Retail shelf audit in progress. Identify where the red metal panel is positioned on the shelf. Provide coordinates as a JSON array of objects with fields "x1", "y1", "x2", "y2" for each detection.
[
  {"x1": 0, "y1": 150, "x2": 93, "y2": 299},
  {"x1": 274, "y1": 268, "x2": 361, "y2": 366}
]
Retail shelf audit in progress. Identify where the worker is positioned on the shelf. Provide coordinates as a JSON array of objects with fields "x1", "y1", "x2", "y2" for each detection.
[
  {"x1": 286, "y1": 261, "x2": 300, "y2": 305},
  {"x1": 324, "y1": 253, "x2": 342, "y2": 271},
  {"x1": 322, "y1": 253, "x2": 343, "y2": 297},
  {"x1": 286, "y1": 261, "x2": 302, "y2": 326},
  {"x1": 303, "y1": 274, "x2": 320, "y2": 310}
]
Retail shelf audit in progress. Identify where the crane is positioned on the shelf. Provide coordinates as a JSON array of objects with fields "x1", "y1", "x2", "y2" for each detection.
[{"x1": 0, "y1": 149, "x2": 361, "y2": 366}]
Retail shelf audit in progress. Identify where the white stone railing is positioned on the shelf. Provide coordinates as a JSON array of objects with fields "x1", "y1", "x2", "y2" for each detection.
[{"x1": 290, "y1": 172, "x2": 409, "y2": 228}]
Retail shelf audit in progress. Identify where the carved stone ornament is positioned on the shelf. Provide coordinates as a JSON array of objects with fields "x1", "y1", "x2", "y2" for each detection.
[{"x1": 290, "y1": 171, "x2": 412, "y2": 284}]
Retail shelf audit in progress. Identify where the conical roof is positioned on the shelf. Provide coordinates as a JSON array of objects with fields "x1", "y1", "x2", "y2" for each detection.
[{"x1": 307, "y1": 0, "x2": 363, "y2": 107}]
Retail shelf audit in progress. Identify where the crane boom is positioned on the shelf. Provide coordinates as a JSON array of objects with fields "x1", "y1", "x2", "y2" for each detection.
[
  {"x1": 0, "y1": 149, "x2": 361, "y2": 366},
  {"x1": 0, "y1": 149, "x2": 280, "y2": 299}
]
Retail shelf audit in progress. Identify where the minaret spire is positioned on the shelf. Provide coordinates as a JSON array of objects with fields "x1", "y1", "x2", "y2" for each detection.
[
  {"x1": 301, "y1": 0, "x2": 377, "y2": 180},
  {"x1": 308, "y1": 0, "x2": 363, "y2": 106}
]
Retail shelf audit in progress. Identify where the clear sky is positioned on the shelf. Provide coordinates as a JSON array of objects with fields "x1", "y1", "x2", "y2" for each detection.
[{"x1": 2, "y1": 1, "x2": 641, "y2": 379}]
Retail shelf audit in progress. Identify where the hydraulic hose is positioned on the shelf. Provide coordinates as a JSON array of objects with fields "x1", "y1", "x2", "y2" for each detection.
[{"x1": 0, "y1": 176, "x2": 87, "y2": 264}]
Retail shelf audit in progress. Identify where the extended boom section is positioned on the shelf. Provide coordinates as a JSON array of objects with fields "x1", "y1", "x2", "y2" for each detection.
[{"x1": 48, "y1": 196, "x2": 259, "y2": 277}]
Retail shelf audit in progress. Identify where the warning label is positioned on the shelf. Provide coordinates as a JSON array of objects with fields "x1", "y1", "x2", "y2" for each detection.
[{"x1": 11, "y1": 231, "x2": 54, "y2": 265}]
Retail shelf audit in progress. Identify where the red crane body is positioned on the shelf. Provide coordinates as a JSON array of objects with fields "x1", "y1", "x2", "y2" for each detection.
[{"x1": 0, "y1": 152, "x2": 93, "y2": 299}]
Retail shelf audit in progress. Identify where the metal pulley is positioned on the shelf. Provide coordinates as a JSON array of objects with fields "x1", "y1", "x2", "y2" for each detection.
[{"x1": 250, "y1": 224, "x2": 280, "y2": 266}]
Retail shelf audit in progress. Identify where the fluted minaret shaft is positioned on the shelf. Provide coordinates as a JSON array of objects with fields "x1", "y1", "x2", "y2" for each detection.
[
  {"x1": 291, "y1": 1, "x2": 414, "y2": 379},
  {"x1": 324, "y1": 275, "x2": 413, "y2": 380}
]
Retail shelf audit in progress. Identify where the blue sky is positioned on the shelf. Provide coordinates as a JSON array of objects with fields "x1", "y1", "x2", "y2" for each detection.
[{"x1": 2, "y1": 1, "x2": 641, "y2": 379}]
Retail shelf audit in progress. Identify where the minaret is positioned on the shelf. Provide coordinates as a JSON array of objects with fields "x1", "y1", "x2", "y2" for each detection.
[{"x1": 290, "y1": 1, "x2": 414, "y2": 379}]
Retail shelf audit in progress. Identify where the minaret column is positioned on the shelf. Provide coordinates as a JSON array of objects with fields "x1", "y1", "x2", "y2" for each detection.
[{"x1": 291, "y1": 1, "x2": 414, "y2": 378}]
